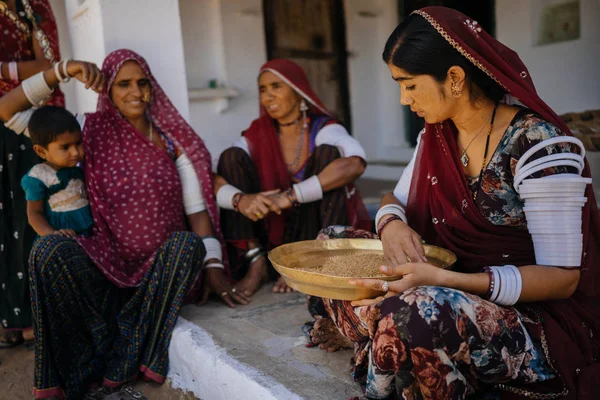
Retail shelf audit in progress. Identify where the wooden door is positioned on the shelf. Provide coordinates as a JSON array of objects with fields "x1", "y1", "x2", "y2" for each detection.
[{"x1": 264, "y1": 0, "x2": 352, "y2": 131}]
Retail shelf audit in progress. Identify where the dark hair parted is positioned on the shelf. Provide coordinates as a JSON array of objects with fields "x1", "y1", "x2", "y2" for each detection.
[
  {"x1": 28, "y1": 106, "x2": 81, "y2": 147},
  {"x1": 382, "y1": 14, "x2": 505, "y2": 103}
]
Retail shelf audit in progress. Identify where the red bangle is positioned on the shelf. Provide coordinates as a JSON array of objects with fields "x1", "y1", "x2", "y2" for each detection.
[
  {"x1": 377, "y1": 215, "x2": 402, "y2": 238},
  {"x1": 232, "y1": 192, "x2": 244, "y2": 212},
  {"x1": 285, "y1": 188, "x2": 300, "y2": 207},
  {"x1": 481, "y1": 267, "x2": 495, "y2": 300}
]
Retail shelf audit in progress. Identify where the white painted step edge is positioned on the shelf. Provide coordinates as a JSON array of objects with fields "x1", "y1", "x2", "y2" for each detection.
[{"x1": 168, "y1": 318, "x2": 304, "y2": 400}]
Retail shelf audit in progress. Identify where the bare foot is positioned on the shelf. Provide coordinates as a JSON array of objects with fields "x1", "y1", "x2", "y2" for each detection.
[
  {"x1": 272, "y1": 276, "x2": 294, "y2": 293},
  {"x1": 22, "y1": 329, "x2": 34, "y2": 341},
  {"x1": 310, "y1": 317, "x2": 353, "y2": 352},
  {"x1": 236, "y1": 255, "x2": 269, "y2": 297},
  {"x1": 0, "y1": 330, "x2": 23, "y2": 348}
]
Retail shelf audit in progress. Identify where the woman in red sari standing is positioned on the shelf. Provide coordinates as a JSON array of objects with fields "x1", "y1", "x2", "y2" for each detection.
[
  {"x1": 0, "y1": 0, "x2": 64, "y2": 348},
  {"x1": 310, "y1": 7, "x2": 600, "y2": 399}
]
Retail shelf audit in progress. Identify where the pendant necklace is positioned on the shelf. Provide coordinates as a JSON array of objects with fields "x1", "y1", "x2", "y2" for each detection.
[{"x1": 459, "y1": 111, "x2": 493, "y2": 167}]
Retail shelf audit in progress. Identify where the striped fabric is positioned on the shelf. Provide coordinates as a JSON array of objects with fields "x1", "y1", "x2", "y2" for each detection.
[{"x1": 29, "y1": 231, "x2": 204, "y2": 400}]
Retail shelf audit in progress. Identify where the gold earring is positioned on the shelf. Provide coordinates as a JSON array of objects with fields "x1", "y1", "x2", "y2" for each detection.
[
  {"x1": 143, "y1": 93, "x2": 151, "y2": 103},
  {"x1": 451, "y1": 83, "x2": 462, "y2": 98}
]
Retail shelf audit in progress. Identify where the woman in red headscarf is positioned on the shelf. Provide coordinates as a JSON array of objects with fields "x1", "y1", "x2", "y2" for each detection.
[
  {"x1": 309, "y1": 7, "x2": 600, "y2": 399},
  {"x1": 0, "y1": 0, "x2": 64, "y2": 349},
  {"x1": 0, "y1": 49, "x2": 250, "y2": 399},
  {"x1": 214, "y1": 59, "x2": 371, "y2": 296}
]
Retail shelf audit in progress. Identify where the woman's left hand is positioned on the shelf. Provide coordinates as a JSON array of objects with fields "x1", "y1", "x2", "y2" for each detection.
[
  {"x1": 349, "y1": 262, "x2": 446, "y2": 306},
  {"x1": 199, "y1": 268, "x2": 251, "y2": 308}
]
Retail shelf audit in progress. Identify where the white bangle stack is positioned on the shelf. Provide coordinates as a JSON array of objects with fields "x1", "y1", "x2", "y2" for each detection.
[
  {"x1": 22, "y1": 71, "x2": 54, "y2": 107},
  {"x1": 488, "y1": 265, "x2": 522, "y2": 306},
  {"x1": 4, "y1": 109, "x2": 34, "y2": 137},
  {"x1": 375, "y1": 204, "x2": 407, "y2": 234},
  {"x1": 216, "y1": 184, "x2": 242, "y2": 210},
  {"x1": 202, "y1": 237, "x2": 223, "y2": 268},
  {"x1": 293, "y1": 175, "x2": 323, "y2": 203},
  {"x1": 8, "y1": 62, "x2": 19, "y2": 83},
  {"x1": 54, "y1": 59, "x2": 71, "y2": 83},
  {"x1": 176, "y1": 154, "x2": 206, "y2": 215}
]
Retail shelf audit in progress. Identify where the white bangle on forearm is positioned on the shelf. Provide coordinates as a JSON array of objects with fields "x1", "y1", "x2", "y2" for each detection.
[
  {"x1": 176, "y1": 154, "x2": 206, "y2": 215},
  {"x1": 9, "y1": 62, "x2": 19, "y2": 83},
  {"x1": 5, "y1": 109, "x2": 34, "y2": 137},
  {"x1": 54, "y1": 59, "x2": 70, "y2": 83},
  {"x1": 293, "y1": 175, "x2": 323, "y2": 203},
  {"x1": 202, "y1": 237, "x2": 222, "y2": 264},
  {"x1": 205, "y1": 262, "x2": 225, "y2": 269},
  {"x1": 61, "y1": 59, "x2": 71, "y2": 83},
  {"x1": 375, "y1": 204, "x2": 407, "y2": 231},
  {"x1": 22, "y1": 72, "x2": 54, "y2": 107},
  {"x1": 216, "y1": 184, "x2": 242, "y2": 210},
  {"x1": 489, "y1": 265, "x2": 522, "y2": 306}
]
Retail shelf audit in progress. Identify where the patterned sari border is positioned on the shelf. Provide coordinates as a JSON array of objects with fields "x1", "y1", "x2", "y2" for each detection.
[
  {"x1": 33, "y1": 386, "x2": 64, "y2": 399},
  {"x1": 140, "y1": 365, "x2": 166, "y2": 384},
  {"x1": 411, "y1": 10, "x2": 508, "y2": 91},
  {"x1": 103, "y1": 373, "x2": 139, "y2": 389}
]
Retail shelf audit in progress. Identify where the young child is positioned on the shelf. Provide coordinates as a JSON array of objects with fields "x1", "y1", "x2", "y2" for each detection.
[{"x1": 21, "y1": 106, "x2": 93, "y2": 237}]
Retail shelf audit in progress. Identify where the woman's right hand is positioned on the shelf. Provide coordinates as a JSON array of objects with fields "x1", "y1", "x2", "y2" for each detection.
[
  {"x1": 380, "y1": 216, "x2": 427, "y2": 266},
  {"x1": 238, "y1": 190, "x2": 281, "y2": 221},
  {"x1": 66, "y1": 60, "x2": 104, "y2": 93}
]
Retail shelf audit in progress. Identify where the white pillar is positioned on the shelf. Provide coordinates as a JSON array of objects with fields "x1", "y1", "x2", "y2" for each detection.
[{"x1": 63, "y1": 0, "x2": 190, "y2": 119}]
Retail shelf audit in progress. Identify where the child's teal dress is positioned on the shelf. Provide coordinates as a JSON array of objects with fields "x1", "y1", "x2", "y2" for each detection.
[{"x1": 21, "y1": 163, "x2": 93, "y2": 235}]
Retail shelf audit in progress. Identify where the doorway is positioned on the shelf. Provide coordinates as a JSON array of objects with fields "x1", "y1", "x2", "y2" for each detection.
[{"x1": 263, "y1": 0, "x2": 352, "y2": 131}]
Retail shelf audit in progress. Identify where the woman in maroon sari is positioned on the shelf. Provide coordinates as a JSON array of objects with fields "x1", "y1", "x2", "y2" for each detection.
[
  {"x1": 215, "y1": 59, "x2": 371, "y2": 295},
  {"x1": 0, "y1": 49, "x2": 249, "y2": 399},
  {"x1": 310, "y1": 7, "x2": 599, "y2": 399}
]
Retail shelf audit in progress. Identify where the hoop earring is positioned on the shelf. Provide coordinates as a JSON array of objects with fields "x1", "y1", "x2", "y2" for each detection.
[
  {"x1": 299, "y1": 99, "x2": 309, "y2": 129},
  {"x1": 451, "y1": 83, "x2": 462, "y2": 98}
]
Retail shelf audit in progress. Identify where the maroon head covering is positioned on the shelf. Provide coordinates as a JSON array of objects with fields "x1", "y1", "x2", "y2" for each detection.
[
  {"x1": 78, "y1": 49, "x2": 226, "y2": 292},
  {"x1": 403, "y1": 7, "x2": 600, "y2": 397},
  {"x1": 244, "y1": 59, "x2": 330, "y2": 194},
  {"x1": 244, "y1": 59, "x2": 370, "y2": 248}
]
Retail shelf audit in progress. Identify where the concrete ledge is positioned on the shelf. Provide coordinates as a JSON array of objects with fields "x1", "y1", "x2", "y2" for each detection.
[
  {"x1": 168, "y1": 289, "x2": 362, "y2": 400},
  {"x1": 169, "y1": 318, "x2": 302, "y2": 400}
]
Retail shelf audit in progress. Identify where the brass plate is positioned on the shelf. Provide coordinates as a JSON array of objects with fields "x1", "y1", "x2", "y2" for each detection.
[{"x1": 268, "y1": 239, "x2": 456, "y2": 301}]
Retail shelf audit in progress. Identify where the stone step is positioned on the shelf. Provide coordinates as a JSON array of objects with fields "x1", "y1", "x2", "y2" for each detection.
[{"x1": 168, "y1": 289, "x2": 362, "y2": 400}]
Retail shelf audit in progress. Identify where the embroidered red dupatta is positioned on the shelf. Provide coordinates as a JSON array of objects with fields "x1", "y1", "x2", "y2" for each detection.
[{"x1": 405, "y1": 7, "x2": 600, "y2": 398}]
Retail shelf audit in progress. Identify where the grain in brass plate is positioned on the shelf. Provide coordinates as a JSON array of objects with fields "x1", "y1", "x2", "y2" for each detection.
[{"x1": 268, "y1": 239, "x2": 456, "y2": 301}]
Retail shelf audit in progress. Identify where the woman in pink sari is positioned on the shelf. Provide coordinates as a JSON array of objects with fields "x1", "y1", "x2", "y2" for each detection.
[
  {"x1": 0, "y1": 49, "x2": 248, "y2": 399},
  {"x1": 310, "y1": 7, "x2": 600, "y2": 399}
]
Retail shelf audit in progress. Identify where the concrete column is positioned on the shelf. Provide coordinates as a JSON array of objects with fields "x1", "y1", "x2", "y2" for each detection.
[{"x1": 62, "y1": 0, "x2": 190, "y2": 119}]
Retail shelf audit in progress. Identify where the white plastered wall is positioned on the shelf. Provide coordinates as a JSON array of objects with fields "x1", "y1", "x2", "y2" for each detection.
[
  {"x1": 496, "y1": 0, "x2": 600, "y2": 114},
  {"x1": 180, "y1": 0, "x2": 267, "y2": 161},
  {"x1": 345, "y1": 0, "x2": 409, "y2": 165},
  {"x1": 58, "y1": 0, "x2": 190, "y2": 119}
]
